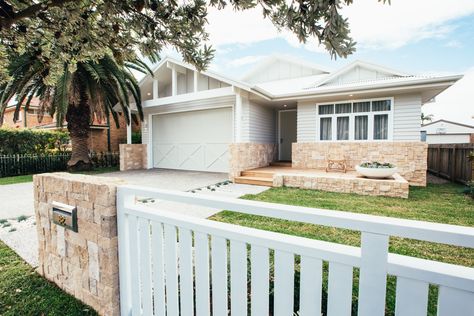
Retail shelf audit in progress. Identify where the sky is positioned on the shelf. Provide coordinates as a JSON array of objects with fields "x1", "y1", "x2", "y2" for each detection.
[{"x1": 164, "y1": 0, "x2": 474, "y2": 125}]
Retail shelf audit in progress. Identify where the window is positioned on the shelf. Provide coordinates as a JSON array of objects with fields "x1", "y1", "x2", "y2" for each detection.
[
  {"x1": 320, "y1": 117, "x2": 332, "y2": 140},
  {"x1": 317, "y1": 98, "x2": 392, "y2": 141}
]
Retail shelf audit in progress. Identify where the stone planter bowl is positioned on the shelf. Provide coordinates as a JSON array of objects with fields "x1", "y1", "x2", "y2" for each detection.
[{"x1": 355, "y1": 165, "x2": 398, "y2": 179}]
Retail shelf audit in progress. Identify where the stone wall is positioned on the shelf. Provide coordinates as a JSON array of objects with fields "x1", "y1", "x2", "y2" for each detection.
[
  {"x1": 292, "y1": 142, "x2": 428, "y2": 186},
  {"x1": 119, "y1": 144, "x2": 147, "y2": 171},
  {"x1": 273, "y1": 172, "x2": 409, "y2": 198},
  {"x1": 229, "y1": 143, "x2": 277, "y2": 180},
  {"x1": 34, "y1": 173, "x2": 124, "y2": 316}
]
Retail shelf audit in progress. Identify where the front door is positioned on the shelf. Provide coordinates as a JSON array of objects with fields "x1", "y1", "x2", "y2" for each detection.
[{"x1": 279, "y1": 110, "x2": 297, "y2": 161}]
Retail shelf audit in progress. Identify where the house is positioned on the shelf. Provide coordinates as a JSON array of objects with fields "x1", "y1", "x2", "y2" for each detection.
[
  {"x1": 1, "y1": 98, "x2": 140, "y2": 152},
  {"x1": 421, "y1": 119, "x2": 474, "y2": 144},
  {"x1": 127, "y1": 55, "x2": 461, "y2": 187}
]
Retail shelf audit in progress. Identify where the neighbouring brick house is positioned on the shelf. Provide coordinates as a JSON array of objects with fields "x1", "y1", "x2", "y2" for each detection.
[{"x1": 2, "y1": 99, "x2": 140, "y2": 152}]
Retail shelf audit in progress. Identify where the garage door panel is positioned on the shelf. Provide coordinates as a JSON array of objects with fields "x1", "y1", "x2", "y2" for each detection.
[
  {"x1": 178, "y1": 144, "x2": 205, "y2": 170},
  {"x1": 152, "y1": 107, "x2": 232, "y2": 172},
  {"x1": 205, "y1": 144, "x2": 229, "y2": 172}
]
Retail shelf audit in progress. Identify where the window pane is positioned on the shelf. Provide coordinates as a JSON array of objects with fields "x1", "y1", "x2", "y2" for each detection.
[
  {"x1": 337, "y1": 117, "x2": 349, "y2": 140},
  {"x1": 355, "y1": 115, "x2": 368, "y2": 140},
  {"x1": 353, "y1": 102, "x2": 370, "y2": 113},
  {"x1": 374, "y1": 114, "x2": 388, "y2": 139},
  {"x1": 372, "y1": 100, "x2": 391, "y2": 112},
  {"x1": 335, "y1": 103, "x2": 351, "y2": 114},
  {"x1": 320, "y1": 117, "x2": 332, "y2": 140},
  {"x1": 319, "y1": 104, "x2": 334, "y2": 115}
]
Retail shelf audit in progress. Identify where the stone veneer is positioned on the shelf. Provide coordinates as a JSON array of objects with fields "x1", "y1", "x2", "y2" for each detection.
[
  {"x1": 273, "y1": 172, "x2": 409, "y2": 198},
  {"x1": 119, "y1": 144, "x2": 147, "y2": 171},
  {"x1": 34, "y1": 173, "x2": 124, "y2": 316},
  {"x1": 229, "y1": 143, "x2": 277, "y2": 181},
  {"x1": 292, "y1": 142, "x2": 428, "y2": 186}
]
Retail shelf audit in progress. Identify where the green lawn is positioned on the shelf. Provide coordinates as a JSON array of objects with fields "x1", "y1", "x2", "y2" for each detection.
[
  {"x1": 0, "y1": 166, "x2": 119, "y2": 186},
  {"x1": 0, "y1": 241, "x2": 97, "y2": 316},
  {"x1": 210, "y1": 183, "x2": 474, "y2": 316}
]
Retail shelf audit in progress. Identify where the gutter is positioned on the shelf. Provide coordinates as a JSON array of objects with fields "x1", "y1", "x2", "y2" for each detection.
[{"x1": 249, "y1": 75, "x2": 463, "y2": 102}]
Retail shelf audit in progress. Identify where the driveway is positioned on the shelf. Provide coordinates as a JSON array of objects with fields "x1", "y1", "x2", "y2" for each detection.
[
  {"x1": 0, "y1": 182, "x2": 34, "y2": 220},
  {"x1": 100, "y1": 168, "x2": 269, "y2": 218},
  {"x1": 99, "y1": 168, "x2": 229, "y2": 191}
]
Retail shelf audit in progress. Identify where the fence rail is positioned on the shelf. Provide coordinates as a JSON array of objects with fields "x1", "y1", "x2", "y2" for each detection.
[
  {"x1": 0, "y1": 152, "x2": 119, "y2": 178},
  {"x1": 428, "y1": 144, "x2": 473, "y2": 184},
  {"x1": 117, "y1": 186, "x2": 474, "y2": 316}
]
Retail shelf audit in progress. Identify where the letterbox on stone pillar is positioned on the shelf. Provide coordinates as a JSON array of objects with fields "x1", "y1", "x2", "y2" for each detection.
[{"x1": 34, "y1": 172, "x2": 124, "y2": 316}]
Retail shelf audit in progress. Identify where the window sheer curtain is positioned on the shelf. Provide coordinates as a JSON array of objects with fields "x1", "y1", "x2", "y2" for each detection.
[
  {"x1": 374, "y1": 114, "x2": 388, "y2": 139},
  {"x1": 355, "y1": 115, "x2": 368, "y2": 140},
  {"x1": 320, "y1": 118, "x2": 332, "y2": 140},
  {"x1": 337, "y1": 117, "x2": 349, "y2": 140}
]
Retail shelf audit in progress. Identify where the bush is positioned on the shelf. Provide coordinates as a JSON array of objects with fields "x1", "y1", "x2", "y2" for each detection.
[
  {"x1": 0, "y1": 128, "x2": 69, "y2": 155},
  {"x1": 132, "y1": 131, "x2": 141, "y2": 144}
]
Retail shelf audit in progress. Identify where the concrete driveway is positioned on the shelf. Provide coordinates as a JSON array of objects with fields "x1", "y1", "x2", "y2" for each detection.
[
  {"x1": 0, "y1": 182, "x2": 34, "y2": 220},
  {"x1": 99, "y1": 168, "x2": 229, "y2": 191}
]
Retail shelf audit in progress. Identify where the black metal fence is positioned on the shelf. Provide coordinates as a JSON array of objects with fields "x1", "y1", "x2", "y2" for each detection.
[{"x1": 0, "y1": 152, "x2": 120, "y2": 178}]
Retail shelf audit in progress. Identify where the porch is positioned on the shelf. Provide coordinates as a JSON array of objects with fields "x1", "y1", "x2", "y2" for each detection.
[{"x1": 235, "y1": 162, "x2": 410, "y2": 198}]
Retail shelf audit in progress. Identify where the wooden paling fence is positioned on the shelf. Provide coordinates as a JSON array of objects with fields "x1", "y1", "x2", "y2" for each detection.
[
  {"x1": 428, "y1": 144, "x2": 474, "y2": 184},
  {"x1": 0, "y1": 152, "x2": 119, "y2": 178}
]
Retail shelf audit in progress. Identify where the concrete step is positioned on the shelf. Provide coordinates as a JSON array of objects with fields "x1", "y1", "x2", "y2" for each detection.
[
  {"x1": 234, "y1": 176, "x2": 273, "y2": 187},
  {"x1": 270, "y1": 161, "x2": 292, "y2": 167},
  {"x1": 241, "y1": 170, "x2": 274, "y2": 178}
]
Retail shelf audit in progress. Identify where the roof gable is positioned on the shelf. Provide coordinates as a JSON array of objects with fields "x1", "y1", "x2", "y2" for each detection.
[
  {"x1": 422, "y1": 119, "x2": 474, "y2": 133},
  {"x1": 312, "y1": 60, "x2": 410, "y2": 88},
  {"x1": 241, "y1": 55, "x2": 331, "y2": 84}
]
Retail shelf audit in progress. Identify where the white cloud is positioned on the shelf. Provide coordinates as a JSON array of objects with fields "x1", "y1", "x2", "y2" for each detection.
[
  {"x1": 205, "y1": 1, "x2": 474, "y2": 51},
  {"x1": 445, "y1": 40, "x2": 463, "y2": 48},
  {"x1": 422, "y1": 67, "x2": 474, "y2": 125}
]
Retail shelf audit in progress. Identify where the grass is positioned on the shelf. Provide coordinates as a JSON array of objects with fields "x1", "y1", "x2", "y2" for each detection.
[
  {"x1": 0, "y1": 241, "x2": 98, "y2": 316},
  {"x1": 0, "y1": 166, "x2": 119, "y2": 185},
  {"x1": 210, "y1": 183, "x2": 474, "y2": 316}
]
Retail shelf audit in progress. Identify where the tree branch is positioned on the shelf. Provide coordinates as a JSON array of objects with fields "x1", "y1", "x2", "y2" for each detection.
[{"x1": 0, "y1": 0, "x2": 76, "y2": 29}]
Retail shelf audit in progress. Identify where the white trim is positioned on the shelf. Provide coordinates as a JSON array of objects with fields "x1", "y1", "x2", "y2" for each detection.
[
  {"x1": 278, "y1": 109, "x2": 297, "y2": 161},
  {"x1": 152, "y1": 79, "x2": 159, "y2": 99},
  {"x1": 143, "y1": 86, "x2": 235, "y2": 108},
  {"x1": 315, "y1": 97, "x2": 395, "y2": 142},
  {"x1": 147, "y1": 113, "x2": 153, "y2": 169},
  {"x1": 235, "y1": 91, "x2": 243, "y2": 142},
  {"x1": 193, "y1": 71, "x2": 199, "y2": 93}
]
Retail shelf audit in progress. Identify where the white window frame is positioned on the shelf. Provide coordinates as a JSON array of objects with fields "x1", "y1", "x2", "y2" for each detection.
[{"x1": 316, "y1": 97, "x2": 394, "y2": 142}]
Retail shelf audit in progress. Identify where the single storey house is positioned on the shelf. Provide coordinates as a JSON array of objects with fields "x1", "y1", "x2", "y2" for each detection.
[
  {"x1": 127, "y1": 55, "x2": 461, "y2": 187},
  {"x1": 421, "y1": 119, "x2": 474, "y2": 144}
]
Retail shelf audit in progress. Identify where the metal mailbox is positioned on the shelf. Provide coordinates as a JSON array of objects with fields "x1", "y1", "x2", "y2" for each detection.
[{"x1": 52, "y1": 201, "x2": 78, "y2": 232}]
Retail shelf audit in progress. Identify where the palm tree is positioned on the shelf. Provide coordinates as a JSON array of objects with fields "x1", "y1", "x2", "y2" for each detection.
[{"x1": 0, "y1": 53, "x2": 150, "y2": 170}]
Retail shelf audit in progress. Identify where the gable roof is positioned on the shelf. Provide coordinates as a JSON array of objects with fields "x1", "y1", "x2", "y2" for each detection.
[
  {"x1": 422, "y1": 119, "x2": 474, "y2": 130},
  {"x1": 240, "y1": 54, "x2": 331, "y2": 83},
  {"x1": 310, "y1": 60, "x2": 410, "y2": 88},
  {"x1": 140, "y1": 55, "x2": 254, "y2": 93}
]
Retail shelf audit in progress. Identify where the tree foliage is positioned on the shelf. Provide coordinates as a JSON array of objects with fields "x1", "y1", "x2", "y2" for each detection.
[{"x1": 0, "y1": 0, "x2": 388, "y2": 86}]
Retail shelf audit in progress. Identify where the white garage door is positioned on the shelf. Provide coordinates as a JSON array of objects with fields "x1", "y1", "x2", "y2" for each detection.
[{"x1": 152, "y1": 107, "x2": 233, "y2": 172}]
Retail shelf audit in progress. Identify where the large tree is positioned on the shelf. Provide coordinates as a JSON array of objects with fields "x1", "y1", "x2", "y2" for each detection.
[
  {"x1": 0, "y1": 53, "x2": 149, "y2": 170},
  {"x1": 0, "y1": 0, "x2": 388, "y2": 86}
]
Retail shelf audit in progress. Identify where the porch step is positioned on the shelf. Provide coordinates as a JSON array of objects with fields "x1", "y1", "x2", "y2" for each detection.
[
  {"x1": 234, "y1": 176, "x2": 273, "y2": 187},
  {"x1": 241, "y1": 170, "x2": 274, "y2": 179},
  {"x1": 270, "y1": 161, "x2": 292, "y2": 167}
]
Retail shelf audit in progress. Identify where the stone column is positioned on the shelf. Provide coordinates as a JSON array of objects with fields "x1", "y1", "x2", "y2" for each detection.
[
  {"x1": 34, "y1": 173, "x2": 124, "y2": 316},
  {"x1": 119, "y1": 144, "x2": 148, "y2": 171}
]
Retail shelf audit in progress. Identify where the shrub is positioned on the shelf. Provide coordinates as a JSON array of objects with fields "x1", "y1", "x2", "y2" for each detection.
[
  {"x1": 132, "y1": 131, "x2": 142, "y2": 144},
  {"x1": 0, "y1": 128, "x2": 69, "y2": 155}
]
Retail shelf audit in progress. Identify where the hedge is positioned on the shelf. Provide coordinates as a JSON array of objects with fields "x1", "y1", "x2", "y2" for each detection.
[{"x1": 0, "y1": 128, "x2": 69, "y2": 155}]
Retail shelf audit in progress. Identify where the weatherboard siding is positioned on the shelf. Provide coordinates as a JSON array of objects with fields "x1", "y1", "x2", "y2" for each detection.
[
  {"x1": 393, "y1": 94, "x2": 422, "y2": 141},
  {"x1": 241, "y1": 99, "x2": 276, "y2": 143},
  {"x1": 297, "y1": 102, "x2": 317, "y2": 142}
]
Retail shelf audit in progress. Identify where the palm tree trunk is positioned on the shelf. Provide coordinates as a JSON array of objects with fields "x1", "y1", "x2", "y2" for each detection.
[{"x1": 66, "y1": 89, "x2": 92, "y2": 171}]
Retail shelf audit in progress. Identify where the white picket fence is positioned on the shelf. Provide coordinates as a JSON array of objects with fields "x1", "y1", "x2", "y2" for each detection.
[{"x1": 117, "y1": 185, "x2": 474, "y2": 316}]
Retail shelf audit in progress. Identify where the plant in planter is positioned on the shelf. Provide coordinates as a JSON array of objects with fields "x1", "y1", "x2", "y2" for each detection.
[{"x1": 356, "y1": 161, "x2": 398, "y2": 179}]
